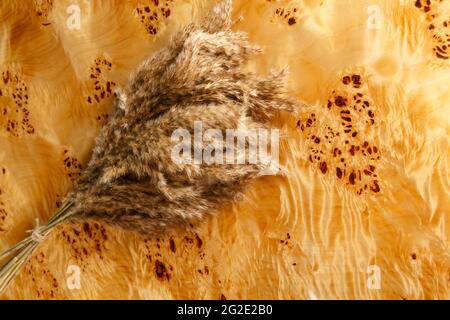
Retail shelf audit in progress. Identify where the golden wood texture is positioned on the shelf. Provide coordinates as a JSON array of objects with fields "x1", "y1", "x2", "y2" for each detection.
[{"x1": 0, "y1": 0, "x2": 449, "y2": 299}]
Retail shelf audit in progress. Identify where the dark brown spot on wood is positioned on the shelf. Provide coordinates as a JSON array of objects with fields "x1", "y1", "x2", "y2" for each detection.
[
  {"x1": 351, "y1": 74, "x2": 361, "y2": 83},
  {"x1": 327, "y1": 100, "x2": 332, "y2": 109},
  {"x1": 155, "y1": 260, "x2": 169, "y2": 280},
  {"x1": 336, "y1": 167, "x2": 343, "y2": 179},
  {"x1": 370, "y1": 180, "x2": 380, "y2": 193},
  {"x1": 335, "y1": 96, "x2": 346, "y2": 107},
  {"x1": 82, "y1": 222, "x2": 92, "y2": 238},
  {"x1": 319, "y1": 162, "x2": 327, "y2": 174},
  {"x1": 169, "y1": 238, "x2": 176, "y2": 253},
  {"x1": 349, "y1": 172, "x2": 356, "y2": 185},
  {"x1": 195, "y1": 234, "x2": 203, "y2": 249},
  {"x1": 288, "y1": 17, "x2": 296, "y2": 25}
]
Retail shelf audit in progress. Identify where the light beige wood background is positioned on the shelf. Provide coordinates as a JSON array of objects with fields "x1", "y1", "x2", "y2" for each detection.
[{"x1": 0, "y1": 0, "x2": 449, "y2": 299}]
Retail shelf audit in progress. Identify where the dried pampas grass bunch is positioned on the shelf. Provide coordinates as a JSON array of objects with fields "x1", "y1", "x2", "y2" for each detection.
[{"x1": 0, "y1": 0, "x2": 299, "y2": 293}]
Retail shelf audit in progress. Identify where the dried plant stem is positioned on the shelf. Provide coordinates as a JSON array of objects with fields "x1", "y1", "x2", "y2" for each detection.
[{"x1": 0, "y1": 201, "x2": 75, "y2": 294}]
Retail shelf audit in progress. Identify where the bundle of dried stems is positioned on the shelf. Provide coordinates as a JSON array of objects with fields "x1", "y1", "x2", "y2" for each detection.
[{"x1": 0, "y1": 0, "x2": 298, "y2": 294}]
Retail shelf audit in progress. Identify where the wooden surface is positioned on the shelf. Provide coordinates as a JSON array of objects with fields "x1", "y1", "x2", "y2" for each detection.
[{"x1": 0, "y1": 0, "x2": 449, "y2": 299}]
